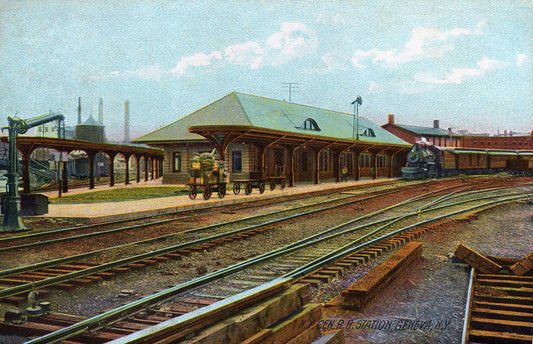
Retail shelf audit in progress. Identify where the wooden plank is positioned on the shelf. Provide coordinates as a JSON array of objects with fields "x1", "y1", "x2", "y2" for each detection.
[
  {"x1": 241, "y1": 304, "x2": 322, "y2": 344},
  {"x1": 471, "y1": 307, "x2": 533, "y2": 322},
  {"x1": 510, "y1": 252, "x2": 533, "y2": 276},
  {"x1": 145, "y1": 282, "x2": 295, "y2": 344},
  {"x1": 468, "y1": 329, "x2": 532, "y2": 344},
  {"x1": 284, "y1": 325, "x2": 321, "y2": 344},
  {"x1": 173, "y1": 284, "x2": 312, "y2": 344},
  {"x1": 341, "y1": 242, "x2": 422, "y2": 310},
  {"x1": 453, "y1": 244, "x2": 502, "y2": 274},
  {"x1": 470, "y1": 316, "x2": 533, "y2": 335},
  {"x1": 304, "y1": 330, "x2": 346, "y2": 344}
]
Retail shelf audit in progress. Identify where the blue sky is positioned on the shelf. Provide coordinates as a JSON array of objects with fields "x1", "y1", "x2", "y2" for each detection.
[{"x1": 0, "y1": 0, "x2": 531, "y2": 141}]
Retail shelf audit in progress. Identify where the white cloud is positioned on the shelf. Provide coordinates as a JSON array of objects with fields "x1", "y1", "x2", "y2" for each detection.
[
  {"x1": 89, "y1": 22, "x2": 317, "y2": 79},
  {"x1": 316, "y1": 13, "x2": 346, "y2": 26},
  {"x1": 312, "y1": 52, "x2": 349, "y2": 74},
  {"x1": 224, "y1": 41, "x2": 264, "y2": 69},
  {"x1": 351, "y1": 26, "x2": 472, "y2": 68},
  {"x1": 414, "y1": 57, "x2": 508, "y2": 85},
  {"x1": 517, "y1": 53, "x2": 529, "y2": 66},
  {"x1": 476, "y1": 19, "x2": 488, "y2": 34},
  {"x1": 369, "y1": 81, "x2": 384, "y2": 93},
  {"x1": 125, "y1": 64, "x2": 166, "y2": 81},
  {"x1": 266, "y1": 22, "x2": 318, "y2": 65},
  {"x1": 86, "y1": 65, "x2": 166, "y2": 81},
  {"x1": 86, "y1": 71, "x2": 120, "y2": 80},
  {"x1": 170, "y1": 51, "x2": 223, "y2": 76}
]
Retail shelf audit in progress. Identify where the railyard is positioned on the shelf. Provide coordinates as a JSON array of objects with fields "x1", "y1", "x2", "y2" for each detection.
[{"x1": 0, "y1": 175, "x2": 531, "y2": 344}]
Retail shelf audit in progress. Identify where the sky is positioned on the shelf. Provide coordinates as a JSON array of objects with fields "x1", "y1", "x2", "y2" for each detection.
[{"x1": 0, "y1": 0, "x2": 531, "y2": 141}]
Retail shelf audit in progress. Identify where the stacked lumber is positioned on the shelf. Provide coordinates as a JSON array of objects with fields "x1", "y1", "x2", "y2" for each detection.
[{"x1": 184, "y1": 283, "x2": 344, "y2": 344}]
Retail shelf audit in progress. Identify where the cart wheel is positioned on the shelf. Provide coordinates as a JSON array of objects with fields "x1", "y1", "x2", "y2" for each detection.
[
  {"x1": 217, "y1": 184, "x2": 226, "y2": 198},
  {"x1": 245, "y1": 182, "x2": 253, "y2": 195},
  {"x1": 189, "y1": 186, "x2": 197, "y2": 200},
  {"x1": 280, "y1": 179, "x2": 286, "y2": 189},
  {"x1": 259, "y1": 182, "x2": 265, "y2": 194},
  {"x1": 269, "y1": 179, "x2": 276, "y2": 190},
  {"x1": 203, "y1": 185, "x2": 212, "y2": 200},
  {"x1": 233, "y1": 182, "x2": 241, "y2": 195}
]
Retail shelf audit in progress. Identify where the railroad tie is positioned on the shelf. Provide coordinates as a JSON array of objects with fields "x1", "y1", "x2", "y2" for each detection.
[{"x1": 336, "y1": 242, "x2": 422, "y2": 311}]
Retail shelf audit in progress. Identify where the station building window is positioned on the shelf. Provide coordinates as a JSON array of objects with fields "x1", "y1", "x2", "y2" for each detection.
[
  {"x1": 377, "y1": 155, "x2": 386, "y2": 168},
  {"x1": 301, "y1": 151, "x2": 308, "y2": 172},
  {"x1": 232, "y1": 151, "x2": 242, "y2": 172},
  {"x1": 172, "y1": 152, "x2": 181, "y2": 172}
]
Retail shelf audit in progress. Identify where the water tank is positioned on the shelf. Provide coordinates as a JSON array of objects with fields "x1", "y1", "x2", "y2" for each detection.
[{"x1": 75, "y1": 115, "x2": 105, "y2": 143}]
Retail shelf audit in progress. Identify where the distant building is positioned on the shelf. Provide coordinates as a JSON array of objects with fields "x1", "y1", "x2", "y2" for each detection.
[{"x1": 381, "y1": 114, "x2": 461, "y2": 147}]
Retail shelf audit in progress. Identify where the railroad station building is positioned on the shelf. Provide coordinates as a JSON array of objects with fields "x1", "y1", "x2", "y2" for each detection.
[
  {"x1": 134, "y1": 92, "x2": 411, "y2": 186},
  {"x1": 381, "y1": 114, "x2": 461, "y2": 147}
]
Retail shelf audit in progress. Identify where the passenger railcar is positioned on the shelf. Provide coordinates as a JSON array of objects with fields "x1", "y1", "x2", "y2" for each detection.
[{"x1": 402, "y1": 140, "x2": 533, "y2": 179}]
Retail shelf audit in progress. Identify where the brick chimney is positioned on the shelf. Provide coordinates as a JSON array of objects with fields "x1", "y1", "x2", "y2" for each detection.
[
  {"x1": 388, "y1": 114, "x2": 395, "y2": 125},
  {"x1": 433, "y1": 120, "x2": 439, "y2": 129}
]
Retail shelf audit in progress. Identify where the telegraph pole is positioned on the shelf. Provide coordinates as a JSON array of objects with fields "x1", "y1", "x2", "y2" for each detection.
[{"x1": 282, "y1": 83, "x2": 300, "y2": 103}]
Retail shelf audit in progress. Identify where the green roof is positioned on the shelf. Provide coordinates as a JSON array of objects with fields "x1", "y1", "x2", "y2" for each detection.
[
  {"x1": 397, "y1": 124, "x2": 448, "y2": 136},
  {"x1": 134, "y1": 92, "x2": 409, "y2": 146}
]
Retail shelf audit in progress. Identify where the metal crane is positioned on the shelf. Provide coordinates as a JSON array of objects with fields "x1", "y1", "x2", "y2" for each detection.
[{"x1": 2, "y1": 112, "x2": 64, "y2": 231}]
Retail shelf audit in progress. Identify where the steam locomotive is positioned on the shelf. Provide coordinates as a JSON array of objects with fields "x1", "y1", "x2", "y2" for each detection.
[{"x1": 401, "y1": 141, "x2": 442, "y2": 179}]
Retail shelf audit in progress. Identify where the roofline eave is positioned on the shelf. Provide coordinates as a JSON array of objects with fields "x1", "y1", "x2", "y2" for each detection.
[{"x1": 188, "y1": 124, "x2": 411, "y2": 150}]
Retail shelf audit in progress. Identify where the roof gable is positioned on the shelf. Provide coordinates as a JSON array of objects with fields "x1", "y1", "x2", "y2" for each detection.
[
  {"x1": 135, "y1": 91, "x2": 409, "y2": 146},
  {"x1": 134, "y1": 92, "x2": 250, "y2": 143}
]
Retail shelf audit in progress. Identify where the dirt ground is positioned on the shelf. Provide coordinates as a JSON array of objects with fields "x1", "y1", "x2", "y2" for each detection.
[{"x1": 319, "y1": 202, "x2": 533, "y2": 344}]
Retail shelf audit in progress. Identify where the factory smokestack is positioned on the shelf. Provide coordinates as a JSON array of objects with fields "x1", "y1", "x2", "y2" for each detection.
[
  {"x1": 77, "y1": 97, "x2": 82, "y2": 125},
  {"x1": 98, "y1": 98, "x2": 103, "y2": 125},
  {"x1": 124, "y1": 101, "x2": 130, "y2": 143}
]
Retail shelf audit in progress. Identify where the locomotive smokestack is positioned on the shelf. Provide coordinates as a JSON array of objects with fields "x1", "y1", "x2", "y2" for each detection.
[
  {"x1": 433, "y1": 120, "x2": 439, "y2": 129},
  {"x1": 77, "y1": 97, "x2": 82, "y2": 125},
  {"x1": 124, "y1": 100, "x2": 130, "y2": 143}
]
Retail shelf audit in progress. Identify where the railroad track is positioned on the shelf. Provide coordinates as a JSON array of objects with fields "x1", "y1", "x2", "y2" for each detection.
[
  {"x1": 0, "y1": 180, "x2": 464, "y2": 305},
  {"x1": 0, "y1": 176, "x2": 509, "y2": 253},
  {"x1": 0, "y1": 176, "x2": 514, "y2": 259},
  {"x1": 463, "y1": 268, "x2": 533, "y2": 344},
  {"x1": 4, "y1": 184, "x2": 531, "y2": 343},
  {"x1": 0, "y1": 179, "x2": 411, "y2": 252}
]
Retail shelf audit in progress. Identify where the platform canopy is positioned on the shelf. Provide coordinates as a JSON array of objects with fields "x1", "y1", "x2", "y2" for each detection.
[{"x1": 135, "y1": 92, "x2": 411, "y2": 157}]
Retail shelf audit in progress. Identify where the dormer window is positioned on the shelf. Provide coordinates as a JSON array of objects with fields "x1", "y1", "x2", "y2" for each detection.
[
  {"x1": 301, "y1": 118, "x2": 321, "y2": 131},
  {"x1": 360, "y1": 128, "x2": 376, "y2": 137}
]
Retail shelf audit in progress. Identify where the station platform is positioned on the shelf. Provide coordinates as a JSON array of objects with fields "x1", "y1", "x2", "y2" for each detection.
[{"x1": 27, "y1": 178, "x2": 393, "y2": 224}]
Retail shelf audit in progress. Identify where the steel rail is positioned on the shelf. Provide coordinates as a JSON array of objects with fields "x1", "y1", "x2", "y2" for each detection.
[
  {"x1": 0, "y1": 179, "x2": 403, "y2": 246},
  {"x1": 286, "y1": 195, "x2": 526, "y2": 279},
  {"x1": 0, "y1": 181, "x2": 409, "y2": 254},
  {"x1": 84, "y1": 193, "x2": 527, "y2": 344},
  {"x1": 461, "y1": 267, "x2": 475, "y2": 344},
  {"x1": 0, "y1": 183, "x2": 522, "y2": 305},
  {"x1": 0, "y1": 184, "x2": 411, "y2": 275},
  {"x1": 23, "y1": 190, "x2": 466, "y2": 344},
  {"x1": 0, "y1": 182, "x2": 441, "y2": 298}
]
